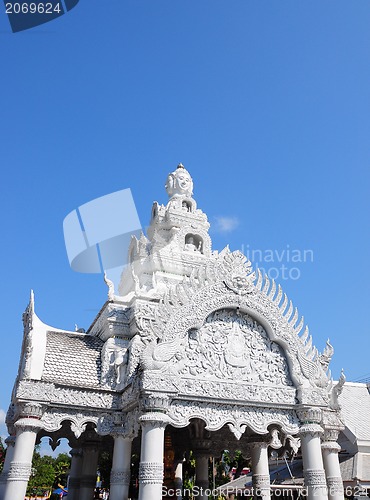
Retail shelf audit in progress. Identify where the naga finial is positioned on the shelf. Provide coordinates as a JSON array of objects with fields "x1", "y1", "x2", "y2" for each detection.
[
  {"x1": 319, "y1": 338, "x2": 334, "y2": 372},
  {"x1": 104, "y1": 271, "x2": 115, "y2": 300},
  {"x1": 331, "y1": 369, "x2": 346, "y2": 409}
]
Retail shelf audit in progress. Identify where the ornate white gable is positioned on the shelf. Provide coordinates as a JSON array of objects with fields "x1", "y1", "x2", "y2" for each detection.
[{"x1": 6, "y1": 163, "x2": 343, "y2": 448}]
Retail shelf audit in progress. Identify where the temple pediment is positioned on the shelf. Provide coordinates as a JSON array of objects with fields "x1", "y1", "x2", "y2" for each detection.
[{"x1": 2, "y1": 164, "x2": 349, "y2": 500}]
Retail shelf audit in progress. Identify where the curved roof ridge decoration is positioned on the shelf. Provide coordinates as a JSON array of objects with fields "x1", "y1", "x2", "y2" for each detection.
[{"x1": 18, "y1": 290, "x2": 87, "y2": 382}]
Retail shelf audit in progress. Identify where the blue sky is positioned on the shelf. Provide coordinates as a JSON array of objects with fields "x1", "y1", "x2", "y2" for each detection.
[{"x1": 0, "y1": 0, "x2": 369, "y2": 450}]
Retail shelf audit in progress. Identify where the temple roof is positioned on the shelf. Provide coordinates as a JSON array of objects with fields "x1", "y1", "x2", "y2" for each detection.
[
  {"x1": 339, "y1": 382, "x2": 370, "y2": 442},
  {"x1": 41, "y1": 331, "x2": 103, "y2": 389}
]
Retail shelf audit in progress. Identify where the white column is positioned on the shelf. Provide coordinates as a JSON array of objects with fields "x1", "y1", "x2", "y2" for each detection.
[
  {"x1": 298, "y1": 408, "x2": 328, "y2": 500},
  {"x1": 138, "y1": 413, "x2": 168, "y2": 500},
  {"x1": 250, "y1": 440, "x2": 270, "y2": 500},
  {"x1": 0, "y1": 436, "x2": 16, "y2": 497},
  {"x1": 3, "y1": 418, "x2": 41, "y2": 500},
  {"x1": 110, "y1": 431, "x2": 132, "y2": 500},
  {"x1": 67, "y1": 448, "x2": 83, "y2": 500},
  {"x1": 174, "y1": 457, "x2": 183, "y2": 500},
  {"x1": 322, "y1": 429, "x2": 344, "y2": 500},
  {"x1": 79, "y1": 444, "x2": 99, "y2": 500}
]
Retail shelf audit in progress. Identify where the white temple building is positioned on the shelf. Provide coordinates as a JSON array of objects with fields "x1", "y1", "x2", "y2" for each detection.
[{"x1": 1, "y1": 164, "x2": 368, "y2": 500}]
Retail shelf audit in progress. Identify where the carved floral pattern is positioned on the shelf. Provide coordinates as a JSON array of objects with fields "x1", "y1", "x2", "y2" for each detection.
[
  {"x1": 167, "y1": 401, "x2": 299, "y2": 439},
  {"x1": 110, "y1": 470, "x2": 131, "y2": 485},
  {"x1": 16, "y1": 380, "x2": 119, "y2": 409},
  {"x1": 303, "y1": 470, "x2": 327, "y2": 488},
  {"x1": 138, "y1": 462, "x2": 163, "y2": 484},
  {"x1": 174, "y1": 310, "x2": 293, "y2": 385},
  {"x1": 41, "y1": 409, "x2": 99, "y2": 438},
  {"x1": 142, "y1": 374, "x2": 296, "y2": 404},
  {"x1": 326, "y1": 477, "x2": 344, "y2": 493},
  {"x1": 8, "y1": 462, "x2": 32, "y2": 481}
]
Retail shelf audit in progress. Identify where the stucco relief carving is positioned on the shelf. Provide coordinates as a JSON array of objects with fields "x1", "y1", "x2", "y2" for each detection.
[
  {"x1": 123, "y1": 408, "x2": 140, "y2": 439},
  {"x1": 110, "y1": 470, "x2": 131, "y2": 485},
  {"x1": 331, "y1": 369, "x2": 346, "y2": 409},
  {"x1": 321, "y1": 409, "x2": 344, "y2": 431},
  {"x1": 96, "y1": 408, "x2": 140, "y2": 439},
  {"x1": 101, "y1": 337, "x2": 129, "y2": 390},
  {"x1": 96, "y1": 413, "x2": 116, "y2": 436},
  {"x1": 140, "y1": 309, "x2": 296, "y2": 408},
  {"x1": 88, "y1": 303, "x2": 132, "y2": 339},
  {"x1": 326, "y1": 477, "x2": 344, "y2": 493},
  {"x1": 19, "y1": 292, "x2": 35, "y2": 380},
  {"x1": 41, "y1": 409, "x2": 99, "y2": 438},
  {"x1": 16, "y1": 380, "x2": 119, "y2": 409},
  {"x1": 303, "y1": 470, "x2": 327, "y2": 487},
  {"x1": 167, "y1": 401, "x2": 299, "y2": 439},
  {"x1": 135, "y1": 246, "x2": 332, "y2": 405},
  {"x1": 138, "y1": 462, "x2": 164, "y2": 484},
  {"x1": 181, "y1": 310, "x2": 292, "y2": 385},
  {"x1": 8, "y1": 462, "x2": 32, "y2": 481},
  {"x1": 134, "y1": 302, "x2": 157, "y2": 335},
  {"x1": 141, "y1": 373, "x2": 296, "y2": 404},
  {"x1": 14, "y1": 417, "x2": 43, "y2": 433},
  {"x1": 123, "y1": 302, "x2": 158, "y2": 379}
]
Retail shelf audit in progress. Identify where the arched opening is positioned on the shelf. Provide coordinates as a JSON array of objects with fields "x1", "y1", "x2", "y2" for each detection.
[{"x1": 184, "y1": 233, "x2": 203, "y2": 253}]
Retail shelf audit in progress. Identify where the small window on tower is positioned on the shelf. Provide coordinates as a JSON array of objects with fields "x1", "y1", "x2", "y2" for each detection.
[{"x1": 184, "y1": 233, "x2": 203, "y2": 253}]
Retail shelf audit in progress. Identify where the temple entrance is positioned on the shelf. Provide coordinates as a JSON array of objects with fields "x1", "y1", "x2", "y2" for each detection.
[{"x1": 1, "y1": 165, "x2": 345, "y2": 500}]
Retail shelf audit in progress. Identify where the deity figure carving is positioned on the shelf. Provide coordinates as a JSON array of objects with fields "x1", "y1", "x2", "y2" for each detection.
[
  {"x1": 141, "y1": 309, "x2": 293, "y2": 388},
  {"x1": 184, "y1": 235, "x2": 202, "y2": 253},
  {"x1": 101, "y1": 338, "x2": 129, "y2": 389},
  {"x1": 165, "y1": 163, "x2": 193, "y2": 198},
  {"x1": 111, "y1": 348, "x2": 128, "y2": 387},
  {"x1": 182, "y1": 200, "x2": 191, "y2": 212}
]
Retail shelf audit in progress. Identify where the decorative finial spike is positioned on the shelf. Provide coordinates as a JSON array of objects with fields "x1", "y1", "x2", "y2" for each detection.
[
  {"x1": 177, "y1": 163, "x2": 185, "y2": 169},
  {"x1": 104, "y1": 271, "x2": 115, "y2": 300}
]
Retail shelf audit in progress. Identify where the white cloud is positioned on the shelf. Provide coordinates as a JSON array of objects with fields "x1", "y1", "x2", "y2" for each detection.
[{"x1": 213, "y1": 216, "x2": 239, "y2": 234}]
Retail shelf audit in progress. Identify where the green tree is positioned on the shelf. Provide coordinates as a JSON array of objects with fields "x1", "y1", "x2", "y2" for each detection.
[
  {"x1": 27, "y1": 452, "x2": 55, "y2": 497},
  {"x1": 26, "y1": 451, "x2": 71, "y2": 497},
  {"x1": 53, "y1": 453, "x2": 71, "y2": 488}
]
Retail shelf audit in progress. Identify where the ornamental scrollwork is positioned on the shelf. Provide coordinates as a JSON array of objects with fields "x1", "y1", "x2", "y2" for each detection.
[
  {"x1": 141, "y1": 310, "x2": 293, "y2": 389},
  {"x1": 167, "y1": 401, "x2": 299, "y2": 439},
  {"x1": 138, "y1": 462, "x2": 163, "y2": 484},
  {"x1": 16, "y1": 380, "x2": 119, "y2": 409},
  {"x1": 110, "y1": 470, "x2": 131, "y2": 486},
  {"x1": 14, "y1": 417, "x2": 43, "y2": 433},
  {"x1": 41, "y1": 409, "x2": 99, "y2": 438},
  {"x1": 137, "y1": 245, "x2": 332, "y2": 398},
  {"x1": 326, "y1": 477, "x2": 344, "y2": 493},
  {"x1": 303, "y1": 470, "x2": 327, "y2": 488},
  {"x1": 96, "y1": 413, "x2": 115, "y2": 436},
  {"x1": 8, "y1": 462, "x2": 32, "y2": 481},
  {"x1": 142, "y1": 373, "x2": 296, "y2": 405}
]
